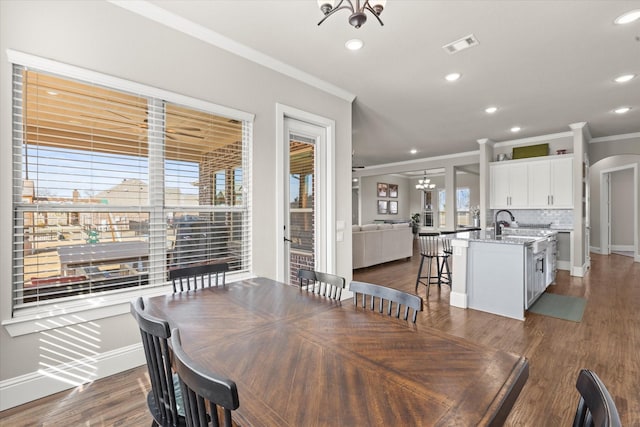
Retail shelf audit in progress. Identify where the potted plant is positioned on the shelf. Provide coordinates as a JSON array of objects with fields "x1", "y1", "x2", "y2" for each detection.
[{"x1": 410, "y1": 213, "x2": 421, "y2": 236}]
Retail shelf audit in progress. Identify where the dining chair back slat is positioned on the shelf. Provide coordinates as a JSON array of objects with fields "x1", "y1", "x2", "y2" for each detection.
[
  {"x1": 169, "y1": 262, "x2": 229, "y2": 293},
  {"x1": 349, "y1": 281, "x2": 423, "y2": 322},
  {"x1": 297, "y1": 269, "x2": 346, "y2": 300},
  {"x1": 170, "y1": 329, "x2": 240, "y2": 427}
]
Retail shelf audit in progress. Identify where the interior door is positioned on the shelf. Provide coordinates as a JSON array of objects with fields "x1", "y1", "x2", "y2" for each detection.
[{"x1": 283, "y1": 118, "x2": 323, "y2": 284}]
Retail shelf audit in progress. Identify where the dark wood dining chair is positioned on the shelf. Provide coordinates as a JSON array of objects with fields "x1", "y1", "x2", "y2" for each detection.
[
  {"x1": 349, "y1": 280, "x2": 423, "y2": 323},
  {"x1": 170, "y1": 329, "x2": 240, "y2": 427},
  {"x1": 297, "y1": 268, "x2": 346, "y2": 300},
  {"x1": 415, "y1": 232, "x2": 450, "y2": 297},
  {"x1": 169, "y1": 262, "x2": 229, "y2": 293},
  {"x1": 130, "y1": 297, "x2": 185, "y2": 427},
  {"x1": 573, "y1": 369, "x2": 621, "y2": 427}
]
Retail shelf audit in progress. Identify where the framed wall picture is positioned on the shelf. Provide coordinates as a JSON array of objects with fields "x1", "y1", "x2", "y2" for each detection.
[
  {"x1": 389, "y1": 200, "x2": 398, "y2": 214},
  {"x1": 389, "y1": 184, "x2": 398, "y2": 198},
  {"x1": 377, "y1": 182, "x2": 388, "y2": 198},
  {"x1": 377, "y1": 200, "x2": 388, "y2": 214}
]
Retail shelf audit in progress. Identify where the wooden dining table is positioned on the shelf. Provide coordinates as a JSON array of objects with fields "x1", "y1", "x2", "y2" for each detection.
[{"x1": 145, "y1": 277, "x2": 528, "y2": 426}]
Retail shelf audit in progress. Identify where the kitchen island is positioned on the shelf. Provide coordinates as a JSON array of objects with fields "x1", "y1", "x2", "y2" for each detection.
[{"x1": 449, "y1": 229, "x2": 556, "y2": 320}]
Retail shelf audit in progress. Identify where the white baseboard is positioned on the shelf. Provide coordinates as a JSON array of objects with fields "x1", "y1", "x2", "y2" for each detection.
[
  {"x1": 571, "y1": 261, "x2": 590, "y2": 277},
  {"x1": 0, "y1": 343, "x2": 145, "y2": 411},
  {"x1": 611, "y1": 244, "x2": 635, "y2": 252},
  {"x1": 449, "y1": 291, "x2": 467, "y2": 308},
  {"x1": 590, "y1": 246, "x2": 603, "y2": 254},
  {"x1": 557, "y1": 260, "x2": 571, "y2": 271}
]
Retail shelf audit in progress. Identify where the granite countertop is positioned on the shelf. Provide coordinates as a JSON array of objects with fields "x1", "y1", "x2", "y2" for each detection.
[
  {"x1": 511, "y1": 226, "x2": 573, "y2": 232},
  {"x1": 452, "y1": 230, "x2": 548, "y2": 246},
  {"x1": 502, "y1": 228, "x2": 558, "y2": 238}
]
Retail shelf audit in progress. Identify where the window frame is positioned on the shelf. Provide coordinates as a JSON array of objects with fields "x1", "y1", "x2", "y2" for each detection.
[
  {"x1": 4, "y1": 50, "x2": 255, "y2": 335},
  {"x1": 438, "y1": 187, "x2": 471, "y2": 227}
]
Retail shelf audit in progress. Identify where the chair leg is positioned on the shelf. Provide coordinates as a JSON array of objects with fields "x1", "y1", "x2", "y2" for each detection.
[
  {"x1": 444, "y1": 257, "x2": 451, "y2": 286},
  {"x1": 426, "y1": 258, "x2": 433, "y2": 298},
  {"x1": 415, "y1": 255, "x2": 426, "y2": 292},
  {"x1": 438, "y1": 256, "x2": 451, "y2": 287}
]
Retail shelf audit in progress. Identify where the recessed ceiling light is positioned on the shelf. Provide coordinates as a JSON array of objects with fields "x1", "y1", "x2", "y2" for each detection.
[
  {"x1": 614, "y1": 107, "x2": 631, "y2": 114},
  {"x1": 614, "y1": 74, "x2": 636, "y2": 83},
  {"x1": 46, "y1": 90, "x2": 58, "y2": 96},
  {"x1": 352, "y1": 178, "x2": 358, "y2": 182},
  {"x1": 345, "y1": 39, "x2": 364, "y2": 51},
  {"x1": 614, "y1": 9, "x2": 640, "y2": 25},
  {"x1": 445, "y1": 73, "x2": 461, "y2": 82},
  {"x1": 485, "y1": 106, "x2": 498, "y2": 114},
  {"x1": 510, "y1": 126, "x2": 521, "y2": 133},
  {"x1": 410, "y1": 149, "x2": 417, "y2": 154}
]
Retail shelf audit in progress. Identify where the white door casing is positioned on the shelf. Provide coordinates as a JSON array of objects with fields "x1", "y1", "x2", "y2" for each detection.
[{"x1": 275, "y1": 104, "x2": 336, "y2": 283}]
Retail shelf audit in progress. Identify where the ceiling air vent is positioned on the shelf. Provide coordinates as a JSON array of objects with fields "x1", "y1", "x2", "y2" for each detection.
[{"x1": 442, "y1": 34, "x2": 479, "y2": 54}]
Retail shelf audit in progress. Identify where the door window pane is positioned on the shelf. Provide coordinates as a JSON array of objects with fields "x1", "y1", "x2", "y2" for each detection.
[{"x1": 289, "y1": 139, "x2": 315, "y2": 283}]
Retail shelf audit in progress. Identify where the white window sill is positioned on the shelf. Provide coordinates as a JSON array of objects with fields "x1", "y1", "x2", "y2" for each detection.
[
  {"x1": 2, "y1": 285, "x2": 173, "y2": 337},
  {"x1": 3, "y1": 272, "x2": 254, "y2": 337}
]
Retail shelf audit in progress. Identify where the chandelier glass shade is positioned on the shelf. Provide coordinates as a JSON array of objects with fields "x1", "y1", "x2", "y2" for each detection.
[
  {"x1": 317, "y1": 0, "x2": 386, "y2": 29},
  {"x1": 415, "y1": 173, "x2": 436, "y2": 191}
]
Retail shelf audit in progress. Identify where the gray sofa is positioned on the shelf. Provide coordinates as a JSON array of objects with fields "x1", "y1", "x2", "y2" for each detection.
[{"x1": 352, "y1": 223, "x2": 413, "y2": 269}]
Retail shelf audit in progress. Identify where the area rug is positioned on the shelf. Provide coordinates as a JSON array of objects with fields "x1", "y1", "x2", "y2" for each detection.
[{"x1": 528, "y1": 293, "x2": 586, "y2": 322}]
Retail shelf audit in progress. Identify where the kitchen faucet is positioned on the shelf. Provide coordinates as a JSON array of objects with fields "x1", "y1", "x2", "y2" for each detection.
[{"x1": 494, "y1": 209, "x2": 516, "y2": 236}]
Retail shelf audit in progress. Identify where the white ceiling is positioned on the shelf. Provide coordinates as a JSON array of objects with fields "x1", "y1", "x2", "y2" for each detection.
[{"x1": 144, "y1": 1, "x2": 639, "y2": 167}]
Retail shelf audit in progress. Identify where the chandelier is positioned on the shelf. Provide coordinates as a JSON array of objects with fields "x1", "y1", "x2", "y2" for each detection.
[
  {"x1": 415, "y1": 172, "x2": 436, "y2": 191},
  {"x1": 317, "y1": 0, "x2": 386, "y2": 29}
]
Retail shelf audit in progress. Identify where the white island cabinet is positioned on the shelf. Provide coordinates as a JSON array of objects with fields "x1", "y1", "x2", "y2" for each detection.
[
  {"x1": 466, "y1": 238, "x2": 528, "y2": 320},
  {"x1": 450, "y1": 230, "x2": 554, "y2": 321}
]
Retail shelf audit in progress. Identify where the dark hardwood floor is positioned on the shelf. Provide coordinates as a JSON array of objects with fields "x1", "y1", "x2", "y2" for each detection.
[{"x1": 1, "y1": 245, "x2": 638, "y2": 426}]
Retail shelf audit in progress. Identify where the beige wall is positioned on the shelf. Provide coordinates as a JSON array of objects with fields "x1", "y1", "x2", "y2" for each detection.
[
  {"x1": 0, "y1": 0, "x2": 352, "y2": 396},
  {"x1": 611, "y1": 168, "x2": 634, "y2": 247},
  {"x1": 588, "y1": 136, "x2": 640, "y2": 258},
  {"x1": 362, "y1": 169, "x2": 479, "y2": 229},
  {"x1": 589, "y1": 155, "x2": 640, "y2": 256},
  {"x1": 359, "y1": 174, "x2": 410, "y2": 224}
]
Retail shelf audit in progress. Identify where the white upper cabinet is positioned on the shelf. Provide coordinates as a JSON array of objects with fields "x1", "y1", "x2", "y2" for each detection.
[
  {"x1": 550, "y1": 156, "x2": 574, "y2": 207},
  {"x1": 491, "y1": 155, "x2": 574, "y2": 209},
  {"x1": 490, "y1": 162, "x2": 529, "y2": 209},
  {"x1": 528, "y1": 156, "x2": 573, "y2": 208}
]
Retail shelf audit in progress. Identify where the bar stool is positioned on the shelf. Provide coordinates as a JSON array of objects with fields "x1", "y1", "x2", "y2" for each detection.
[
  {"x1": 415, "y1": 232, "x2": 451, "y2": 297},
  {"x1": 438, "y1": 232, "x2": 455, "y2": 288}
]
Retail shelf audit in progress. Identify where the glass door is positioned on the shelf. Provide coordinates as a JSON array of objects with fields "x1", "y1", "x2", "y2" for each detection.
[{"x1": 284, "y1": 119, "x2": 322, "y2": 284}]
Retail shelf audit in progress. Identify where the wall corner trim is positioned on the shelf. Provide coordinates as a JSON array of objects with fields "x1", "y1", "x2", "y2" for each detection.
[{"x1": 449, "y1": 291, "x2": 468, "y2": 308}]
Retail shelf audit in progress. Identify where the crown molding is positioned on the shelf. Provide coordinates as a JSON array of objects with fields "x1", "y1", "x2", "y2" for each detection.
[
  {"x1": 108, "y1": 0, "x2": 356, "y2": 103},
  {"x1": 590, "y1": 132, "x2": 640, "y2": 143}
]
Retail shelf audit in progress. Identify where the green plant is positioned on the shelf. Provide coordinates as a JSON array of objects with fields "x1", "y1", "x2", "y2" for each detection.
[{"x1": 410, "y1": 213, "x2": 421, "y2": 225}]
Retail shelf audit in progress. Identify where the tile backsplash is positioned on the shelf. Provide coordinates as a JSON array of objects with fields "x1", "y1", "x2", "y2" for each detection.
[{"x1": 489, "y1": 209, "x2": 573, "y2": 229}]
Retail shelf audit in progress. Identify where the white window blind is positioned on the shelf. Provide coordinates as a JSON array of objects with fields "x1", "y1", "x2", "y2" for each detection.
[{"x1": 11, "y1": 64, "x2": 252, "y2": 313}]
